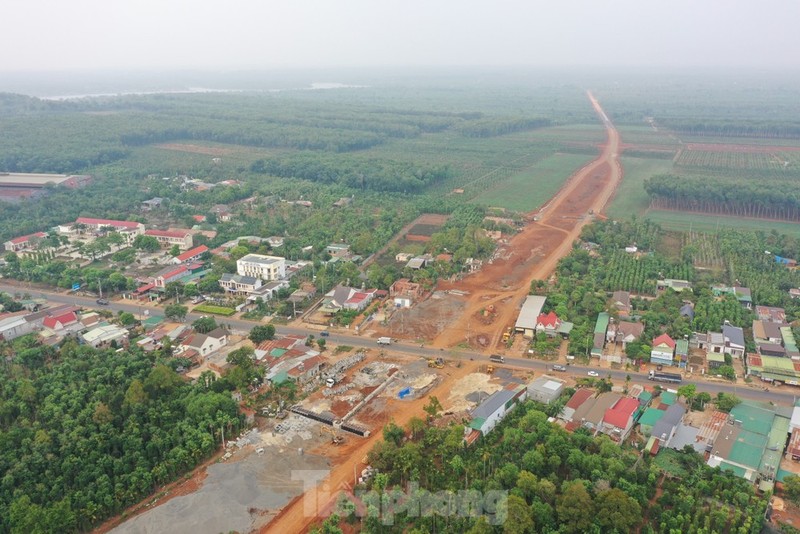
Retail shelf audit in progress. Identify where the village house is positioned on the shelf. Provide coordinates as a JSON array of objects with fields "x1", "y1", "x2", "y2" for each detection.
[
  {"x1": 468, "y1": 386, "x2": 526, "y2": 437},
  {"x1": 171, "y1": 245, "x2": 209, "y2": 265},
  {"x1": 266, "y1": 236, "x2": 285, "y2": 248},
  {"x1": 219, "y1": 273, "x2": 262, "y2": 295},
  {"x1": 406, "y1": 254, "x2": 434, "y2": 270},
  {"x1": 395, "y1": 252, "x2": 413, "y2": 263},
  {"x1": 650, "y1": 333, "x2": 676, "y2": 367},
  {"x1": 591, "y1": 312, "x2": 610, "y2": 357},
  {"x1": 606, "y1": 320, "x2": 644, "y2": 348},
  {"x1": 570, "y1": 392, "x2": 622, "y2": 433},
  {"x1": 696, "y1": 324, "x2": 746, "y2": 360},
  {"x1": 535, "y1": 311, "x2": 561, "y2": 337},
  {"x1": 211, "y1": 204, "x2": 233, "y2": 222},
  {"x1": 325, "y1": 243, "x2": 351, "y2": 259},
  {"x1": 144, "y1": 229, "x2": 194, "y2": 250},
  {"x1": 140, "y1": 197, "x2": 163, "y2": 211},
  {"x1": 601, "y1": 397, "x2": 640, "y2": 442},
  {"x1": 656, "y1": 279, "x2": 692, "y2": 293},
  {"x1": 246, "y1": 280, "x2": 290, "y2": 306},
  {"x1": 712, "y1": 285, "x2": 753, "y2": 309},
  {"x1": 287, "y1": 355, "x2": 325, "y2": 383},
  {"x1": 611, "y1": 291, "x2": 632, "y2": 317},
  {"x1": 753, "y1": 319, "x2": 785, "y2": 346},
  {"x1": 153, "y1": 264, "x2": 189, "y2": 288},
  {"x1": 756, "y1": 305, "x2": 787, "y2": 323},
  {"x1": 42, "y1": 310, "x2": 79, "y2": 331},
  {"x1": 560, "y1": 389, "x2": 594, "y2": 422},
  {"x1": 81, "y1": 324, "x2": 129, "y2": 349},
  {"x1": 237, "y1": 254, "x2": 286, "y2": 281},
  {"x1": 526, "y1": 375, "x2": 565, "y2": 404},
  {"x1": 180, "y1": 328, "x2": 228, "y2": 357},
  {"x1": 4, "y1": 232, "x2": 47, "y2": 252}
]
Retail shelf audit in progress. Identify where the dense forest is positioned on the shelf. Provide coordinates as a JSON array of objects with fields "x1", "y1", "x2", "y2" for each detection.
[
  {"x1": 0, "y1": 337, "x2": 241, "y2": 532},
  {"x1": 324, "y1": 400, "x2": 767, "y2": 533},
  {"x1": 645, "y1": 174, "x2": 800, "y2": 221}
]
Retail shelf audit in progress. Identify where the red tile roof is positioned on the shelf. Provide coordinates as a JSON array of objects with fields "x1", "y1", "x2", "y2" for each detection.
[
  {"x1": 158, "y1": 265, "x2": 188, "y2": 280},
  {"x1": 652, "y1": 333, "x2": 676, "y2": 349},
  {"x1": 145, "y1": 229, "x2": 190, "y2": 238},
  {"x1": 565, "y1": 388, "x2": 594, "y2": 409},
  {"x1": 76, "y1": 217, "x2": 141, "y2": 229},
  {"x1": 8, "y1": 232, "x2": 46, "y2": 245},
  {"x1": 134, "y1": 283, "x2": 155, "y2": 294},
  {"x1": 537, "y1": 311, "x2": 560, "y2": 328},
  {"x1": 603, "y1": 397, "x2": 639, "y2": 429},
  {"x1": 43, "y1": 311, "x2": 78, "y2": 330},
  {"x1": 176, "y1": 245, "x2": 209, "y2": 262},
  {"x1": 192, "y1": 215, "x2": 206, "y2": 222}
]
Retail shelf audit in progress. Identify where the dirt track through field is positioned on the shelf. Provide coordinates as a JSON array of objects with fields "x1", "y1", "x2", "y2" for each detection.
[
  {"x1": 261, "y1": 92, "x2": 623, "y2": 533},
  {"x1": 427, "y1": 91, "x2": 621, "y2": 350}
]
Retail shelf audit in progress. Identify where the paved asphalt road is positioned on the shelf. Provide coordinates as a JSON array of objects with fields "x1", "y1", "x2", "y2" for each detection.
[{"x1": 4, "y1": 283, "x2": 797, "y2": 406}]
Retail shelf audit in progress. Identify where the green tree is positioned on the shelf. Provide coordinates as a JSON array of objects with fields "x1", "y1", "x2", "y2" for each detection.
[
  {"x1": 784, "y1": 475, "x2": 800, "y2": 505},
  {"x1": 118, "y1": 311, "x2": 136, "y2": 326},
  {"x1": 248, "y1": 324, "x2": 276, "y2": 344},
  {"x1": 164, "y1": 281, "x2": 185, "y2": 300},
  {"x1": 716, "y1": 365, "x2": 736, "y2": 381},
  {"x1": 133, "y1": 234, "x2": 160, "y2": 252},
  {"x1": 192, "y1": 316, "x2": 218, "y2": 333},
  {"x1": 595, "y1": 487, "x2": 641, "y2": 532},
  {"x1": 164, "y1": 304, "x2": 188, "y2": 321},
  {"x1": 502, "y1": 494, "x2": 534, "y2": 533},
  {"x1": 317, "y1": 338, "x2": 327, "y2": 351},
  {"x1": 557, "y1": 481, "x2": 594, "y2": 533},
  {"x1": 716, "y1": 392, "x2": 741, "y2": 413},
  {"x1": 169, "y1": 244, "x2": 181, "y2": 257},
  {"x1": 677, "y1": 384, "x2": 697, "y2": 410},
  {"x1": 423, "y1": 395, "x2": 443, "y2": 420}
]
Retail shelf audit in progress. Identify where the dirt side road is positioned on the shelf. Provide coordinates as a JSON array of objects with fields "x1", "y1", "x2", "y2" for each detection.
[
  {"x1": 431, "y1": 91, "x2": 621, "y2": 349},
  {"x1": 262, "y1": 93, "x2": 622, "y2": 533}
]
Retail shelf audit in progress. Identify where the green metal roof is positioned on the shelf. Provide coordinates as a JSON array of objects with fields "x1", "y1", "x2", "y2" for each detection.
[
  {"x1": 675, "y1": 339, "x2": 689, "y2": 355},
  {"x1": 272, "y1": 371, "x2": 289, "y2": 384},
  {"x1": 659, "y1": 392, "x2": 677, "y2": 406},
  {"x1": 728, "y1": 430, "x2": 766, "y2": 471},
  {"x1": 469, "y1": 417, "x2": 486, "y2": 431},
  {"x1": 719, "y1": 461, "x2": 750, "y2": 479},
  {"x1": 761, "y1": 415, "x2": 790, "y2": 476},
  {"x1": 142, "y1": 315, "x2": 164, "y2": 328},
  {"x1": 638, "y1": 391, "x2": 653, "y2": 403},
  {"x1": 270, "y1": 348, "x2": 287, "y2": 358},
  {"x1": 730, "y1": 403, "x2": 775, "y2": 435},
  {"x1": 638, "y1": 407, "x2": 666, "y2": 427},
  {"x1": 707, "y1": 352, "x2": 726, "y2": 363},
  {"x1": 594, "y1": 313, "x2": 610, "y2": 334}
]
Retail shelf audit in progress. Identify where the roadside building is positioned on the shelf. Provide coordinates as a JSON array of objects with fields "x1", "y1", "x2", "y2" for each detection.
[
  {"x1": 171, "y1": 245, "x2": 209, "y2": 265},
  {"x1": 526, "y1": 375, "x2": 565, "y2": 404},
  {"x1": 468, "y1": 387, "x2": 525, "y2": 436},
  {"x1": 237, "y1": 254, "x2": 286, "y2": 281},
  {"x1": 650, "y1": 334, "x2": 676, "y2": 367},
  {"x1": 514, "y1": 295, "x2": 547, "y2": 339},
  {"x1": 219, "y1": 273, "x2": 262, "y2": 295}
]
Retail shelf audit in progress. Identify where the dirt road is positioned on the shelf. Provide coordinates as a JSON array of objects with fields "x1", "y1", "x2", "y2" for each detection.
[
  {"x1": 429, "y1": 91, "x2": 621, "y2": 349},
  {"x1": 261, "y1": 92, "x2": 623, "y2": 533}
]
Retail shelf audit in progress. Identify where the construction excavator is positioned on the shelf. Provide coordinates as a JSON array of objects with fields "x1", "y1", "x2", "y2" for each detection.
[
  {"x1": 320, "y1": 426, "x2": 345, "y2": 445},
  {"x1": 428, "y1": 357, "x2": 444, "y2": 368}
]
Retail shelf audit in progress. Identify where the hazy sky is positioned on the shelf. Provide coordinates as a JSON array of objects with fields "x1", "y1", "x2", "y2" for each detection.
[{"x1": 2, "y1": 0, "x2": 799, "y2": 71}]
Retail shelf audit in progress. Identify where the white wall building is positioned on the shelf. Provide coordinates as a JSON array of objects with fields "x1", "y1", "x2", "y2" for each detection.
[{"x1": 237, "y1": 254, "x2": 286, "y2": 281}]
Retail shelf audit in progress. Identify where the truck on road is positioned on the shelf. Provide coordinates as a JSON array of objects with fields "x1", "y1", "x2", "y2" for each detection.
[
  {"x1": 489, "y1": 354, "x2": 505, "y2": 363},
  {"x1": 377, "y1": 337, "x2": 392, "y2": 345},
  {"x1": 648, "y1": 370, "x2": 682, "y2": 384}
]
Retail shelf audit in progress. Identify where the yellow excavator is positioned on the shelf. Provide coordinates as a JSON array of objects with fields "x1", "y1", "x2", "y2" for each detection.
[
  {"x1": 320, "y1": 426, "x2": 345, "y2": 445},
  {"x1": 428, "y1": 357, "x2": 444, "y2": 368}
]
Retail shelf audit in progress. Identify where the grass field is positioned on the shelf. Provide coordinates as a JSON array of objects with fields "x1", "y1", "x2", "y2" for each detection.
[
  {"x1": 606, "y1": 156, "x2": 675, "y2": 218},
  {"x1": 617, "y1": 125, "x2": 680, "y2": 148},
  {"x1": 469, "y1": 152, "x2": 596, "y2": 212},
  {"x1": 193, "y1": 304, "x2": 236, "y2": 316},
  {"x1": 645, "y1": 209, "x2": 800, "y2": 238}
]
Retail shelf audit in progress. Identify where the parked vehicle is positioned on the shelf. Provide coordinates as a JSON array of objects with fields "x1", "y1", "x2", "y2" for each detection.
[
  {"x1": 552, "y1": 364, "x2": 567, "y2": 372},
  {"x1": 587, "y1": 370, "x2": 599, "y2": 377},
  {"x1": 96, "y1": 298, "x2": 109, "y2": 305},
  {"x1": 489, "y1": 354, "x2": 505, "y2": 363},
  {"x1": 377, "y1": 337, "x2": 392, "y2": 345},
  {"x1": 320, "y1": 331, "x2": 330, "y2": 337}
]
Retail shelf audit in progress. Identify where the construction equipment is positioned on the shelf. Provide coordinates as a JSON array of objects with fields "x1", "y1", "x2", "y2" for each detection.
[
  {"x1": 486, "y1": 365, "x2": 494, "y2": 374},
  {"x1": 320, "y1": 426, "x2": 345, "y2": 445},
  {"x1": 502, "y1": 327, "x2": 513, "y2": 343},
  {"x1": 427, "y1": 357, "x2": 444, "y2": 369}
]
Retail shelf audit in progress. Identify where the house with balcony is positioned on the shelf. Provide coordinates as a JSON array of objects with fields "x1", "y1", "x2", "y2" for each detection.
[
  {"x1": 650, "y1": 334, "x2": 676, "y2": 367},
  {"x1": 237, "y1": 254, "x2": 286, "y2": 281},
  {"x1": 144, "y1": 229, "x2": 194, "y2": 250},
  {"x1": 220, "y1": 273, "x2": 262, "y2": 295}
]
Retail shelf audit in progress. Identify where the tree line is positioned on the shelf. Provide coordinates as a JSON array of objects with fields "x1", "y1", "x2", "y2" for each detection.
[{"x1": 645, "y1": 174, "x2": 800, "y2": 221}]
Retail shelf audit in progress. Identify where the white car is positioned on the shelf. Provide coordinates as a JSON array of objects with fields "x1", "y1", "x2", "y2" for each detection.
[{"x1": 587, "y1": 371, "x2": 599, "y2": 377}]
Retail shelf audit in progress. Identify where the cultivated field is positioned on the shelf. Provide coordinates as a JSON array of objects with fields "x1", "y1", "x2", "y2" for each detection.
[
  {"x1": 606, "y1": 156, "x2": 675, "y2": 218},
  {"x1": 645, "y1": 209, "x2": 800, "y2": 238}
]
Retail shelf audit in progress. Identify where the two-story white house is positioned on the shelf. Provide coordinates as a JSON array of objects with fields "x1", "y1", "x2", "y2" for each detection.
[{"x1": 237, "y1": 254, "x2": 286, "y2": 281}]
